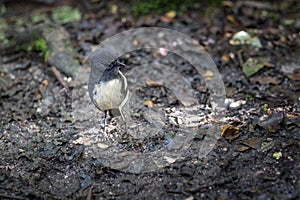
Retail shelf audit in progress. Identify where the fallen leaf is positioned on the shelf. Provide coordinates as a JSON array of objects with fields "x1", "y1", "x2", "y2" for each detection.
[
  {"x1": 259, "y1": 140, "x2": 275, "y2": 153},
  {"x1": 160, "y1": 16, "x2": 173, "y2": 23},
  {"x1": 0, "y1": 72, "x2": 14, "y2": 91},
  {"x1": 230, "y1": 31, "x2": 251, "y2": 45},
  {"x1": 242, "y1": 137, "x2": 262, "y2": 149},
  {"x1": 273, "y1": 152, "x2": 282, "y2": 160},
  {"x1": 257, "y1": 112, "x2": 284, "y2": 129},
  {"x1": 250, "y1": 76, "x2": 280, "y2": 85},
  {"x1": 261, "y1": 61, "x2": 275, "y2": 67},
  {"x1": 286, "y1": 68, "x2": 300, "y2": 81},
  {"x1": 166, "y1": 10, "x2": 176, "y2": 18},
  {"x1": 229, "y1": 31, "x2": 262, "y2": 48},
  {"x1": 229, "y1": 100, "x2": 246, "y2": 109},
  {"x1": 221, "y1": 124, "x2": 240, "y2": 140},
  {"x1": 34, "y1": 91, "x2": 42, "y2": 99},
  {"x1": 227, "y1": 15, "x2": 237, "y2": 24},
  {"x1": 235, "y1": 145, "x2": 250, "y2": 152},
  {"x1": 203, "y1": 70, "x2": 214, "y2": 80},
  {"x1": 221, "y1": 54, "x2": 231, "y2": 62},
  {"x1": 243, "y1": 58, "x2": 265, "y2": 77},
  {"x1": 286, "y1": 113, "x2": 298, "y2": 119},
  {"x1": 111, "y1": 4, "x2": 118, "y2": 14},
  {"x1": 222, "y1": 1, "x2": 233, "y2": 7},
  {"x1": 226, "y1": 15, "x2": 241, "y2": 26},
  {"x1": 284, "y1": 19, "x2": 295, "y2": 25},
  {"x1": 39, "y1": 79, "x2": 48, "y2": 90},
  {"x1": 164, "y1": 156, "x2": 176, "y2": 164}
]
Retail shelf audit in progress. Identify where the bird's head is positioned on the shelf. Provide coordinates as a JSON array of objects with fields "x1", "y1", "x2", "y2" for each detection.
[{"x1": 100, "y1": 61, "x2": 126, "y2": 82}]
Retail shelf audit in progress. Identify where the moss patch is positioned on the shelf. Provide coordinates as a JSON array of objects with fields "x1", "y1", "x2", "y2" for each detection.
[
  {"x1": 26, "y1": 38, "x2": 50, "y2": 61},
  {"x1": 51, "y1": 6, "x2": 81, "y2": 25}
]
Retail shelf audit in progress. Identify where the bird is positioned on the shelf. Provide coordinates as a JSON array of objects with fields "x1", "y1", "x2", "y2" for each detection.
[{"x1": 90, "y1": 60, "x2": 129, "y2": 128}]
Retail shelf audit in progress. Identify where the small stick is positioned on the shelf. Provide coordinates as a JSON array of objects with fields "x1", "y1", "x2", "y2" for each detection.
[{"x1": 51, "y1": 66, "x2": 69, "y2": 89}]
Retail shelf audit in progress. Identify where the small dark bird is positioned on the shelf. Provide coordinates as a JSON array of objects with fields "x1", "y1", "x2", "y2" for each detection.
[{"x1": 91, "y1": 60, "x2": 129, "y2": 127}]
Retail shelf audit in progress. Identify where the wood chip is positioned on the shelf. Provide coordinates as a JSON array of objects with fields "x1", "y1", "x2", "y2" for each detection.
[{"x1": 146, "y1": 80, "x2": 164, "y2": 87}]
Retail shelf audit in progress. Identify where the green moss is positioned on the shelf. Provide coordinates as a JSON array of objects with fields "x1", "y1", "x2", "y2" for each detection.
[
  {"x1": 0, "y1": 17, "x2": 8, "y2": 44},
  {"x1": 0, "y1": 4, "x2": 6, "y2": 15},
  {"x1": 262, "y1": 103, "x2": 268, "y2": 112},
  {"x1": 64, "y1": 40, "x2": 73, "y2": 54},
  {"x1": 245, "y1": 94, "x2": 254, "y2": 102},
  {"x1": 133, "y1": 0, "x2": 194, "y2": 15},
  {"x1": 32, "y1": 13, "x2": 48, "y2": 23},
  {"x1": 133, "y1": 0, "x2": 223, "y2": 16},
  {"x1": 16, "y1": 18, "x2": 28, "y2": 26},
  {"x1": 74, "y1": 59, "x2": 80, "y2": 65},
  {"x1": 207, "y1": 0, "x2": 224, "y2": 6},
  {"x1": 26, "y1": 38, "x2": 50, "y2": 61},
  {"x1": 284, "y1": 19, "x2": 295, "y2": 25},
  {"x1": 51, "y1": 6, "x2": 81, "y2": 25}
]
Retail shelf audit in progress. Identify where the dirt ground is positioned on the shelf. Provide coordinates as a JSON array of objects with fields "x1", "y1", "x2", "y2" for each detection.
[{"x1": 0, "y1": 0, "x2": 299, "y2": 199}]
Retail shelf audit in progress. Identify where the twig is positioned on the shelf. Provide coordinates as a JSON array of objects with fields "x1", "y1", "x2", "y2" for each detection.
[
  {"x1": 237, "y1": 50, "x2": 244, "y2": 67},
  {"x1": 86, "y1": 185, "x2": 93, "y2": 200},
  {"x1": 51, "y1": 66, "x2": 69, "y2": 89}
]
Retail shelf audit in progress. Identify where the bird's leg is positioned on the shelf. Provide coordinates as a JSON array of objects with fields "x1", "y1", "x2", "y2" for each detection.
[
  {"x1": 118, "y1": 90, "x2": 130, "y2": 133},
  {"x1": 103, "y1": 110, "x2": 110, "y2": 132},
  {"x1": 118, "y1": 107, "x2": 127, "y2": 133}
]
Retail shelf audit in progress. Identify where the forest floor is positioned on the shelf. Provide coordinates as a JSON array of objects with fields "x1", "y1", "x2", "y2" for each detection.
[{"x1": 0, "y1": 0, "x2": 299, "y2": 199}]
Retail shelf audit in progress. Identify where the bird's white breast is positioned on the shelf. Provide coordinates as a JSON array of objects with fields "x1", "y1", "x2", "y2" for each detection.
[{"x1": 92, "y1": 79, "x2": 125, "y2": 110}]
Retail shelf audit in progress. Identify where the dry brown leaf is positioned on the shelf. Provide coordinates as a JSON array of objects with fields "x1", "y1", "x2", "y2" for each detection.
[
  {"x1": 34, "y1": 91, "x2": 42, "y2": 99},
  {"x1": 221, "y1": 124, "x2": 240, "y2": 140},
  {"x1": 286, "y1": 69, "x2": 300, "y2": 81},
  {"x1": 235, "y1": 145, "x2": 250, "y2": 152},
  {"x1": 222, "y1": 1, "x2": 233, "y2": 7},
  {"x1": 227, "y1": 15, "x2": 236, "y2": 24},
  {"x1": 286, "y1": 113, "x2": 298, "y2": 119},
  {"x1": 250, "y1": 76, "x2": 280, "y2": 85},
  {"x1": 242, "y1": 137, "x2": 263, "y2": 149},
  {"x1": 221, "y1": 54, "x2": 231, "y2": 62},
  {"x1": 144, "y1": 100, "x2": 154, "y2": 108},
  {"x1": 261, "y1": 61, "x2": 275, "y2": 68},
  {"x1": 203, "y1": 70, "x2": 214, "y2": 80},
  {"x1": 160, "y1": 16, "x2": 173, "y2": 23},
  {"x1": 39, "y1": 79, "x2": 48, "y2": 90},
  {"x1": 165, "y1": 10, "x2": 176, "y2": 18}
]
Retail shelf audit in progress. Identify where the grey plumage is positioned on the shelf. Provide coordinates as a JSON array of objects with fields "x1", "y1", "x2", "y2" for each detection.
[{"x1": 88, "y1": 48, "x2": 117, "y2": 100}]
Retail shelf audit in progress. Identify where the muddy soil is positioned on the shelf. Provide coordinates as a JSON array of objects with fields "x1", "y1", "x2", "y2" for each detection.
[{"x1": 0, "y1": 1, "x2": 299, "y2": 199}]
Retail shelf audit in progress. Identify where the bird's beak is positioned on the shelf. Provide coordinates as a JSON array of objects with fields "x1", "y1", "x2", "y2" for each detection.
[{"x1": 115, "y1": 61, "x2": 126, "y2": 68}]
